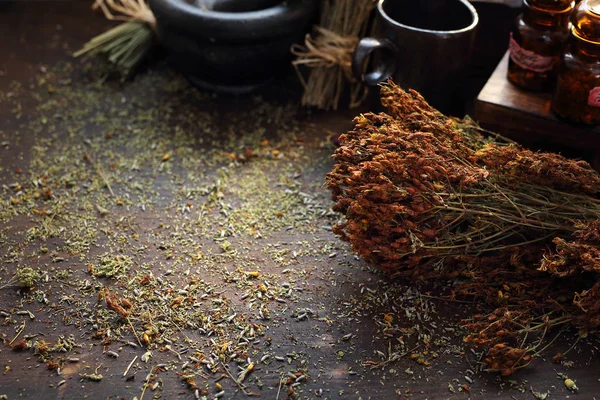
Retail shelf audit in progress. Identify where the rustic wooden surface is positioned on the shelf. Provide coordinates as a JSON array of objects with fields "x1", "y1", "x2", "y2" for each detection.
[
  {"x1": 475, "y1": 52, "x2": 600, "y2": 168},
  {"x1": 1, "y1": 2, "x2": 600, "y2": 400}
]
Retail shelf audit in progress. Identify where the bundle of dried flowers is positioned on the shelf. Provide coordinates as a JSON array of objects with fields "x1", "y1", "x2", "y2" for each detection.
[{"x1": 326, "y1": 81, "x2": 600, "y2": 374}]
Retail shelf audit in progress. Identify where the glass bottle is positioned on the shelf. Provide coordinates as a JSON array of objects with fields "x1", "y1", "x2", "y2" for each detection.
[
  {"x1": 552, "y1": 0, "x2": 600, "y2": 124},
  {"x1": 507, "y1": 0, "x2": 573, "y2": 91}
]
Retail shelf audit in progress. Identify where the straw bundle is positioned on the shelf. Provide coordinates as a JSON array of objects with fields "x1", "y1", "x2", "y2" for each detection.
[
  {"x1": 291, "y1": 0, "x2": 376, "y2": 110},
  {"x1": 74, "y1": 0, "x2": 156, "y2": 79}
]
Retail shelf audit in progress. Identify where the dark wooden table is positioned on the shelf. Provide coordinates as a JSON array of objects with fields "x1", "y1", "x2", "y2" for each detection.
[{"x1": 1, "y1": 2, "x2": 599, "y2": 400}]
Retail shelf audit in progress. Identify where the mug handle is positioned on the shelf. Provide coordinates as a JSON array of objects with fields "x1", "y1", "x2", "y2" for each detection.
[{"x1": 352, "y1": 37, "x2": 399, "y2": 85}]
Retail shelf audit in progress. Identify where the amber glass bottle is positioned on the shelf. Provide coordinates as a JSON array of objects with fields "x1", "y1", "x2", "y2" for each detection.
[
  {"x1": 552, "y1": 0, "x2": 600, "y2": 124},
  {"x1": 507, "y1": 0, "x2": 573, "y2": 91}
]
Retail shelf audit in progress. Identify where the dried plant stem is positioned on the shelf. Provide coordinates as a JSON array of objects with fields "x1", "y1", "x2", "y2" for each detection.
[
  {"x1": 9, "y1": 321, "x2": 26, "y2": 346},
  {"x1": 127, "y1": 316, "x2": 143, "y2": 347},
  {"x1": 139, "y1": 374, "x2": 150, "y2": 400},
  {"x1": 414, "y1": 181, "x2": 600, "y2": 256},
  {"x1": 123, "y1": 355, "x2": 138, "y2": 376},
  {"x1": 221, "y1": 362, "x2": 252, "y2": 396},
  {"x1": 84, "y1": 150, "x2": 115, "y2": 197},
  {"x1": 0, "y1": 277, "x2": 17, "y2": 290},
  {"x1": 368, "y1": 344, "x2": 420, "y2": 370},
  {"x1": 562, "y1": 335, "x2": 581, "y2": 356},
  {"x1": 276, "y1": 377, "x2": 284, "y2": 400}
]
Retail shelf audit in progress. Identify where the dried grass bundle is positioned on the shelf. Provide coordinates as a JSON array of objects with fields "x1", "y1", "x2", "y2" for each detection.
[
  {"x1": 291, "y1": 0, "x2": 376, "y2": 110},
  {"x1": 74, "y1": 0, "x2": 156, "y2": 79}
]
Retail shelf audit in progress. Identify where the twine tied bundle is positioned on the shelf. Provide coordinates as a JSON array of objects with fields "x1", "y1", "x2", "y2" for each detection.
[
  {"x1": 291, "y1": 0, "x2": 376, "y2": 110},
  {"x1": 74, "y1": 0, "x2": 157, "y2": 78},
  {"x1": 292, "y1": 27, "x2": 358, "y2": 80}
]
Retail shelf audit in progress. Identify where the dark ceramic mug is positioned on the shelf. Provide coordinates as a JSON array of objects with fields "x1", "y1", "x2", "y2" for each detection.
[{"x1": 352, "y1": 0, "x2": 479, "y2": 112}]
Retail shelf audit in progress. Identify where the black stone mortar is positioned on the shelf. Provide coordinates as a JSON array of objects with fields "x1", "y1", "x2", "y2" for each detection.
[{"x1": 149, "y1": 0, "x2": 318, "y2": 93}]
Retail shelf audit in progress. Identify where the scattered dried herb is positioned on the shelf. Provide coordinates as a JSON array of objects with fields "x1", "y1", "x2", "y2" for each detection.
[
  {"x1": 0, "y1": 62, "x2": 350, "y2": 398},
  {"x1": 15, "y1": 266, "x2": 39, "y2": 288}
]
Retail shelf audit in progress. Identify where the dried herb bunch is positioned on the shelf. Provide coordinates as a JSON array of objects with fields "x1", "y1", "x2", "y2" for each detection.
[
  {"x1": 327, "y1": 85, "x2": 600, "y2": 277},
  {"x1": 326, "y1": 82, "x2": 600, "y2": 374},
  {"x1": 291, "y1": 0, "x2": 376, "y2": 110},
  {"x1": 74, "y1": 0, "x2": 156, "y2": 79}
]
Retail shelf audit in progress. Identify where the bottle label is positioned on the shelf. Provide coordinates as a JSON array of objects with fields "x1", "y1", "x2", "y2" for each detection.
[
  {"x1": 508, "y1": 33, "x2": 556, "y2": 73},
  {"x1": 588, "y1": 87, "x2": 600, "y2": 107}
]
